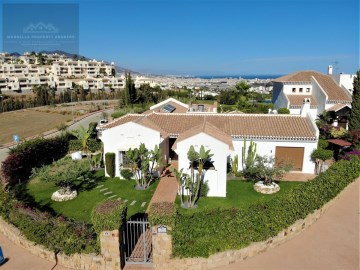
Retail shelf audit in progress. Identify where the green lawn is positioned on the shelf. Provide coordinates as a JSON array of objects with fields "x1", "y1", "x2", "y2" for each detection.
[
  {"x1": 176, "y1": 180, "x2": 302, "y2": 214},
  {"x1": 26, "y1": 170, "x2": 158, "y2": 223}
]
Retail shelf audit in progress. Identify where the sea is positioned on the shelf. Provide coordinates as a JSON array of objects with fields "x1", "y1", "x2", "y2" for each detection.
[{"x1": 196, "y1": 75, "x2": 283, "y2": 80}]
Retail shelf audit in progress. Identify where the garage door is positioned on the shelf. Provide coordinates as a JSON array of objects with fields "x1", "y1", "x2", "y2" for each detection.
[{"x1": 275, "y1": 147, "x2": 304, "y2": 171}]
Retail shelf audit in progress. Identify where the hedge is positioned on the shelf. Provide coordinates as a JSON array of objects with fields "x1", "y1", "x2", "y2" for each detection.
[
  {"x1": 91, "y1": 199, "x2": 127, "y2": 235},
  {"x1": 148, "y1": 202, "x2": 176, "y2": 228},
  {"x1": 0, "y1": 187, "x2": 99, "y2": 255},
  {"x1": 69, "y1": 139, "x2": 102, "y2": 153},
  {"x1": 105, "y1": 152, "x2": 115, "y2": 178},
  {"x1": 171, "y1": 157, "x2": 360, "y2": 258},
  {"x1": 1, "y1": 136, "x2": 69, "y2": 186}
]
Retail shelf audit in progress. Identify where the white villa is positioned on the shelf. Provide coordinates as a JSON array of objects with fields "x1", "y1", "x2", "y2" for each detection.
[
  {"x1": 272, "y1": 66, "x2": 355, "y2": 127},
  {"x1": 99, "y1": 98, "x2": 318, "y2": 197}
]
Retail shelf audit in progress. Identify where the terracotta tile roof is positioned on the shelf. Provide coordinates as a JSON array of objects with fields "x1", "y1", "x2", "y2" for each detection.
[
  {"x1": 172, "y1": 121, "x2": 234, "y2": 150},
  {"x1": 313, "y1": 74, "x2": 351, "y2": 103},
  {"x1": 287, "y1": 95, "x2": 318, "y2": 107},
  {"x1": 134, "y1": 117, "x2": 169, "y2": 137},
  {"x1": 274, "y1": 71, "x2": 321, "y2": 83},
  {"x1": 326, "y1": 103, "x2": 351, "y2": 112},
  {"x1": 102, "y1": 114, "x2": 143, "y2": 128},
  {"x1": 274, "y1": 71, "x2": 351, "y2": 103},
  {"x1": 102, "y1": 112, "x2": 317, "y2": 141},
  {"x1": 143, "y1": 101, "x2": 188, "y2": 114}
]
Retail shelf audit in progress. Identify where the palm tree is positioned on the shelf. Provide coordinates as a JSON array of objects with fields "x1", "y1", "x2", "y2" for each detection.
[
  {"x1": 73, "y1": 126, "x2": 91, "y2": 157},
  {"x1": 316, "y1": 111, "x2": 331, "y2": 128}
]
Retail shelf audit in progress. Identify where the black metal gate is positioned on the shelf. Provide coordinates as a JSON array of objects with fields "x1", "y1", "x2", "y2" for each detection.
[{"x1": 121, "y1": 218, "x2": 152, "y2": 264}]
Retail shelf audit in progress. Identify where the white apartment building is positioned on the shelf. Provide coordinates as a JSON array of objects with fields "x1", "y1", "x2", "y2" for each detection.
[
  {"x1": 134, "y1": 76, "x2": 158, "y2": 88},
  {"x1": 0, "y1": 53, "x2": 122, "y2": 93}
]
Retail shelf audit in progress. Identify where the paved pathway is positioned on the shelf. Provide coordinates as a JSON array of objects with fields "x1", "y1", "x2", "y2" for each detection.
[
  {"x1": 215, "y1": 179, "x2": 360, "y2": 270},
  {"x1": 147, "y1": 175, "x2": 178, "y2": 209},
  {"x1": 283, "y1": 172, "x2": 316, "y2": 181}
]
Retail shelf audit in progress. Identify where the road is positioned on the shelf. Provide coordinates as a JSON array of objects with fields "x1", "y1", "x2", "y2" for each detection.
[
  {"x1": 215, "y1": 179, "x2": 360, "y2": 270},
  {"x1": 0, "y1": 109, "x2": 114, "y2": 165}
]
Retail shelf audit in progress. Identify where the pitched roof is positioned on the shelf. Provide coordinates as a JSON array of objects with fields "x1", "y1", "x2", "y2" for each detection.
[
  {"x1": 327, "y1": 139, "x2": 352, "y2": 147},
  {"x1": 102, "y1": 112, "x2": 317, "y2": 141},
  {"x1": 143, "y1": 101, "x2": 188, "y2": 114},
  {"x1": 103, "y1": 114, "x2": 143, "y2": 128},
  {"x1": 287, "y1": 95, "x2": 318, "y2": 107},
  {"x1": 274, "y1": 71, "x2": 321, "y2": 83},
  {"x1": 274, "y1": 71, "x2": 352, "y2": 103},
  {"x1": 172, "y1": 121, "x2": 234, "y2": 150},
  {"x1": 326, "y1": 103, "x2": 351, "y2": 112}
]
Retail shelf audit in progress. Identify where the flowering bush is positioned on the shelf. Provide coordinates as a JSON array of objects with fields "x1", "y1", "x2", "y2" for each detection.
[{"x1": 343, "y1": 149, "x2": 360, "y2": 160}]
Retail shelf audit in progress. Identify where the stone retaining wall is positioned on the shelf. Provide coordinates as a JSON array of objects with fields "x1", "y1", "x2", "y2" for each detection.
[
  {"x1": 0, "y1": 218, "x2": 121, "y2": 270},
  {"x1": 1, "y1": 179, "x2": 357, "y2": 270},
  {"x1": 151, "y1": 179, "x2": 358, "y2": 270}
]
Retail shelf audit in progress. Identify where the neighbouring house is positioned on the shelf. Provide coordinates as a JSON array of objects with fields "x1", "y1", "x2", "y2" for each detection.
[
  {"x1": 143, "y1": 97, "x2": 218, "y2": 114},
  {"x1": 272, "y1": 66, "x2": 354, "y2": 127},
  {"x1": 99, "y1": 99, "x2": 318, "y2": 197}
]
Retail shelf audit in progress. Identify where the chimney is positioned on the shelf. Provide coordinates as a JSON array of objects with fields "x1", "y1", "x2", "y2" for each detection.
[
  {"x1": 328, "y1": 65, "x2": 333, "y2": 75},
  {"x1": 300, "y1": 98, "x2": 311, "y2": 117}
]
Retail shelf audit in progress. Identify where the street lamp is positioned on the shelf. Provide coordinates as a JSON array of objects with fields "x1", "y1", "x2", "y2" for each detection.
[
  {"x1": 0, "y1": 95, "x2": 4, "y2": 113},
  {"x1": 70, "y1": 87, "x2": 74, "y2": 121}
]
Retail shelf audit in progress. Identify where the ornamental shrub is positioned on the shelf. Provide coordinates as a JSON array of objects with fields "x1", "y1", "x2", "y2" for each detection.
[
  {"x1": 277, "y1": 107, "x2": 290, "y2": 114},
  {"x1": 148, "y1": 202, "x2": 176, "y2": 228},
  {"x1": 311, "y1": 148, "x2": 333, "y2": 162},
  {"x1": 105, "y1": 152, "x2": 115, "y2": 177},
  {"x1": 91, "y1": 200, "x2": 127, "y2": 234},
  {"x1": 0, "y1": 186, "x2": 99, "y2": 255},
  {"x1": 317, "y1": 139, "x2": 329, "y2": 149},
  {"x1": 171, "y1": 157, "x2": 360, "y2": 258},
  {"x1": 1, "y1": 136, "x2": 69, "y2": 186},
  {"x1": 199, "y1": 180, "x2": 209, "y2": 197},
  {"x1": 120, "y1": 169, "x2": 133, "y2": 180}
]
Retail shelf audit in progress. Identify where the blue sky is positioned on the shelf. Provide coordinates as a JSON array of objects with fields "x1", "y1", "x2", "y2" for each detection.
[{"x1": 0, "y1": 0, "x2": 359, "y2": 75}]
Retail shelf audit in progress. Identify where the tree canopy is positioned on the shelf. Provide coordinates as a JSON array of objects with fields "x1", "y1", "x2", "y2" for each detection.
[{"x1": 349, "y1": 70, "x2": 360, "y2": 131}]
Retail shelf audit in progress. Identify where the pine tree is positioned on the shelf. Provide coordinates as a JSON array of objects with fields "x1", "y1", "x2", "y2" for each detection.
[
  {"x1": 349, "y1": 70, "x2": 360, "y2": 131},
  {"x1": 123, "y1": 72, "x2": 130, "y2": 106},
  {"x1": 128, "y1": 74, "x2": 137, "y2": 103}
]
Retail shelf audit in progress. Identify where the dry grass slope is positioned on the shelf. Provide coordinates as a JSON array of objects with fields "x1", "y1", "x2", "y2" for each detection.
[{"x1": 0, "y1": 110, "x2": 71, "y2": 144}]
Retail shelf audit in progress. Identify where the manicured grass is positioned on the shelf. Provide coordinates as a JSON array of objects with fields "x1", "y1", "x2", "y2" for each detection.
[
  {"x1": 176, "y1": 180, "x2": 302, "y2": 214},
  {"x1": 26, "y1": 170, "x2": 158, "y2": 223}
]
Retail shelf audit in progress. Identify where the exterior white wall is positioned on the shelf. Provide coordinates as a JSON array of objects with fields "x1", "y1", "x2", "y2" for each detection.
[
  {"x1": 175, "y1": 133, "x2": 229, "y2": 197},
  {"x1": 232, "y1": 139, "x2": 317, "y2": 174},
  {"x1": 100, "y1": 122, "x2": 161, "y2": 177},
  {"x1": 311, "y1": 78, "x2": 327, "y2": 113},
  {"x1": 274, "y1": 90, "x2": 289, "y2": 109},
  {"x1": 331, "y1": 74, "x2": 356, "y2": 93},
  {"x1": 282, "y1": 83, "x2": 312, "y2": 95}
]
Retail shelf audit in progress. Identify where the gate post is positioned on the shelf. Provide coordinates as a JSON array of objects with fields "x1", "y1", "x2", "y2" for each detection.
[
  {"x1": 152, "y1": 226, "x2": 172, "y2": 268},
  {"x1": 100, "y1": 230, "x2": 122, "y2": 270}
]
